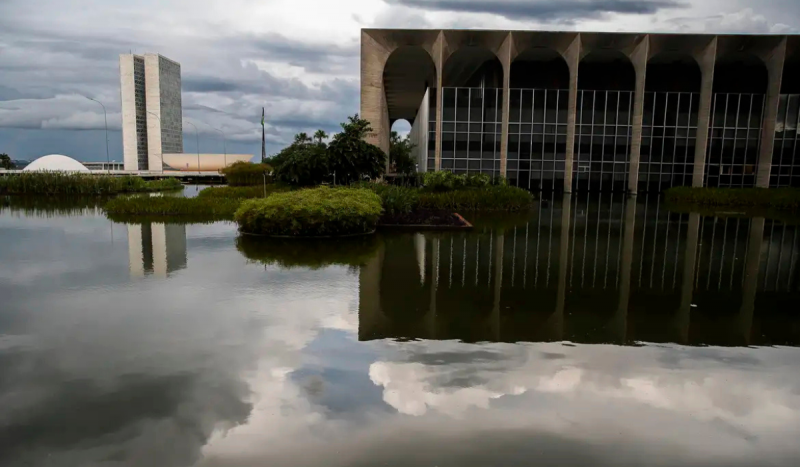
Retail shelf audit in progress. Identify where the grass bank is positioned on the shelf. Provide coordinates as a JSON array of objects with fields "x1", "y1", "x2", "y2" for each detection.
[
  {"x1": 104, "y1": 195, "x2": 240, "y2": 223},
  {"x1": 235, "y1": 186, "x2": 383, "y2": 237},
  {"x1": 196, "y1": 184, "x2": 289, "y2": 200},
  {"x1": 664, "y1": 187, "x2": 800, "y2": 211},
  {"x1": 0, "y1": 173, "x2": 182, "y2": 195},
  {"x1": 361, "y1": 183, "x2": 535, "y2": 215}
]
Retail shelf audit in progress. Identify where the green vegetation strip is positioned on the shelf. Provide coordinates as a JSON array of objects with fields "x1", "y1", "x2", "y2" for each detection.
[
  {"x1": 0, "y1": 173, "x2": 182, "y2": 195},
  {"x1": 664, "y1": 187, "x2": 800, "y2": 211},
  {"x1": 220, "y1": 161, "x2": 273, "y2": 186},
  {"x1": 235, "y1": 186, "x2": 383, "y2": 237},
  {"x1": 362, "y1": 183, "x2": 534, "y2": 214},
  {"x1": 104, "y1": 195, "x2": 240, "y2": 222},
  {"x1": 196, "y1": 184, "x2": 289, "y2": 200}
]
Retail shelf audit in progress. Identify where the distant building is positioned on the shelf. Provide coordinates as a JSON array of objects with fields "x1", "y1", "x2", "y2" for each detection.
[
  {"x1": 120, "y1": 53, "x2": 183, "y2": 171},
  {"x1": 82, "y1": 161, "x2": 124, "y2": 171},
  {"x1": 22, "y1": 154, "x2": 90, "y2": 173}
]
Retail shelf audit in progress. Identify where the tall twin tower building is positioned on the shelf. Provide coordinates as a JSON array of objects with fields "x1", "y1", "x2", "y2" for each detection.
[{"x1": 119, "y1": 53, "x2": 183, "y2": 171}]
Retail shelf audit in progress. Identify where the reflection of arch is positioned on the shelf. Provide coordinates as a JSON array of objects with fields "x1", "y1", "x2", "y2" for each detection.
[
  {"x1": 578, "y1": 50, "x2": 635, "y2": 91},
  {"x1": 383, "y1": 46, "x2": 436, "y2": 124}
]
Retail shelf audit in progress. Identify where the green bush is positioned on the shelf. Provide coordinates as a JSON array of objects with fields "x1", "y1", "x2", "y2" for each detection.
[
  {"x1": 358, "y1": 183, "x2": 420, "y2": 215},
  {"x1": 197, "y1": 185, "x2": 288, "y2": 200},
  {"x1": 236, "y1": 235, "x2": 379, "y2": 269},
  {"x1": 220, "y1": 161, "x2": 273, "y2": 186},
  {"x1": 419, "y1": 185, "x2": 534, "y2": 212},
  {"x1": 274, "y1": 144, "x2": 330, "y2": 186},
  {"x1": 0, "y1": 173, "x2": 182, "y2": 195},
  {"x1": 665, "y1": 187, "x2": 800, "y2": 210},
  {"x1": 423, "y1": 171, "x2": 498, "y2": 192},
  {"x1": 104, "y1": 195, "x2": 240, "y2": 222},
  {"x1": 234, "y1": 186, "x2": 383, "y2": 236},
  {"x1": 327, "y1": 115, "x2": 387, "y2": 184}
]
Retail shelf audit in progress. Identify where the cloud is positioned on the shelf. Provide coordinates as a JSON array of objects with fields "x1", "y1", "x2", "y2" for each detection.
[
  {"x1": 662, "y1": 8, "x2": 796, "y2": 33},
  {"x1": 386, "y1": 0, "x2": 688, "y2": 22}
]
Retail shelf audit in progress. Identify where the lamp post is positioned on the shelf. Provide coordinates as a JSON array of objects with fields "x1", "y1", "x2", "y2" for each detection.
[
  {"x1": 184, "y1": 120, "x2": 200, "y2": 172},
  {"x1": 146, "y1": 111, "x2": 165, "y2": 173},
  {"x1": 213, "y1": 128, "x2": 227, "y2": 169},
  {"x1": 84, "y1": 96, "x2": 110, "y2": 173}
]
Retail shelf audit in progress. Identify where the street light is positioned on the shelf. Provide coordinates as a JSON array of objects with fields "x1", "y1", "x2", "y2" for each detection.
[
  {"x1": 84, "y1": 96, "x2": 110, "y2": 173},
  {"x1": 197, "y1": 121, "x2": 227, "y2": 169},
  {"x1": 146, "y1": 111, "x2": 165, "y2": 173},
  {"x1": 184, "y1": 120, "x2": 200, "y2": 172}
]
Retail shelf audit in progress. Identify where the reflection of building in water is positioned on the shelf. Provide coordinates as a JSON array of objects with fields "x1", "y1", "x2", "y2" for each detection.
[
  {"x1": 359, "y1": 194, "x2": 800, "y2": 346},
  {"x1": 127, "y1": 223, "x2": 187, "y2": 278}
]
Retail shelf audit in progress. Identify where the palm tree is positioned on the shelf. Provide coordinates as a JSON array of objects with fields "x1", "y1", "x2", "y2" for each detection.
[
  {"x1": 294, "y1": 132, "x2": 312, "y2": 144},
  {"x1": 313, "y1": 130, "x2": 328, "y2": 144}
]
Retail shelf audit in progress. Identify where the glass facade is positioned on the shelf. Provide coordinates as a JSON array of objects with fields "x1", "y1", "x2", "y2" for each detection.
[
  {"x1": 434, "y1": 87, "x2": 503, "y2": 176},
  {"x1": 507, "y1": 89, "x2": 568, "y2": 190},
  {"x1": 704, "y1": 93, "x2": 765, "y2": 188},
  {"x1": 771, "y1": 94, "x2": 800, "y2": 187},
  {"x1": 573, "y1": 90, "x2": 633, "y2": 192},
  {"x1": 640, "y1": 92, "x2": 699, "y2": 192}
]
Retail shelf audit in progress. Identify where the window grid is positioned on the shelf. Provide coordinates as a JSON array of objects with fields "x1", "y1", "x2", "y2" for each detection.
[
  {"x1": 704, "y1": 93, "x2": 765, "y2": 188},
  {"x1": 573, "y1": 90, "x2": 633, "y2": 192},
  {"x1": 640, "y1": 92, "x2": 699, "y2": 192},
  {"x1": 507, "y1": 88, "x2": 569, "y2": 191},
  {"x1": 437, "y1": 87, "x2": 502, "y2": 177},
  {"x1": 771, "y1": 94, "x2": 800, "y2": 188}
]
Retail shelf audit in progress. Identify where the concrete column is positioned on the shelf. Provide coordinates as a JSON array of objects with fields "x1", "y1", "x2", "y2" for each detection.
[
  {"x1": 550, "y1": 193, "x2": 573, "y2": 340},
  {"x1": 613, "y1": 196, "x2": 637, "y2": 342},
  {"x1": 360, "y1": 31, "x2": 393, "y2": 159},
  {"x1": 739, "y1": 217, "x2": 765, "y2": 345},
  {"x1": 692, "y1": 39, "x2": 717, "y2": 187},
  {"x1": 756, "y1": 38, "x2": 788, "y2": 188},
  {"x1": 433, "y1": 32, "x2": 446, "y2": 172},
  {"x1": 428, "y1": 235, "x2": 438, "y2": 339},
  {"x1": 490, "y1": 230, "x2": 505, "y2": 341},
  {"x1": 563, "y1": 36, "x2": 581, "y2": 193},
  {"x1": 499, "y1": 33, "x2": 513, "y2": 178},
  {"x1": 357, "y1": 240, "x2": 386, "y2": 342},
  {"x1": 627, "y1": 36, "x2": 650, "y2": 194},
  {"x1": 676, "y1": 213, "x2": 700, "y2": 343}
]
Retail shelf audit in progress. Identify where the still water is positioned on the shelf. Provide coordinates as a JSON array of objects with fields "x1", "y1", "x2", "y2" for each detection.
[{"x1": 1, "y1": 191, "x2": 800, "y2": 466}]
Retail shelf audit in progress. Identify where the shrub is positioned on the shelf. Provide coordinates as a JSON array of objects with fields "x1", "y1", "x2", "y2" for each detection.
[
  {"x1": 220, "y1": 161, "x2": 273, "y2": 186},
  {"x1": 0, "y1": 173, "x2": 182, "y2": 195},
  {"x1": 362, "y1": 183, "x2": 420, "y2": 215},
  {"x1": 197, "y1": 185, "x2": 288, "y2": 200},
  {"x1": 275, "y1": 144, "x2": 330, "y2": 186},
  {"x1": 234, "y1": 186, "x2": 383, "y2": 237},
  {"x1": 236, "y1": 235, "x2": 379, "y2": 269},
  {"x1": 390, "y1": 131, "x2": 416, "y2": 175},
  {"x1": 418, "y1": 185, "x2": 534, "y2": 212},
  {"x1": 665, "y1": 187, "x2": 800, "y2": 211},
  {"x1": 104, "y1": 195, "x2": 240, "y2": 222},
  {"x1": 422, "y1": 171, "x2": 497, "y2": 192}
]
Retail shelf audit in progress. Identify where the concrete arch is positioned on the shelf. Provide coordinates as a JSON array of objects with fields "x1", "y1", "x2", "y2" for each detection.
[
  {"x1": 510, "y1": 48, "x2": 570, "y2": 89},
  {"x1": 578, "y1": 50, "x2": 636, "y2": 90},
  {"x1": 383, "y1": 46, "x2": 437, "y2": 124},
  {"x1": 646, "y1": 52, "x2": 702, "y2": 92},
  {"x1": 712, "y1": 52, "x2": 768, "y2": 94},
  {"x1": 442, "y1": 46, "x2": 504, "y2": 88}
]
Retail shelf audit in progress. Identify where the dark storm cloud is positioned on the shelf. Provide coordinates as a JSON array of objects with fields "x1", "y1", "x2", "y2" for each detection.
[{"x1": 387, "y1": 0, "x2": 687, "y2": 22}]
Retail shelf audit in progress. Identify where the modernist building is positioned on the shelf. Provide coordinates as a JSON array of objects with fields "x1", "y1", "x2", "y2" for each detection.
[
  {"x1": 120, "y1": 53, "x2": 183, "y2": 171},
  {"x1": 361, "y1": 30, "x2": 800, "y2": 192}
]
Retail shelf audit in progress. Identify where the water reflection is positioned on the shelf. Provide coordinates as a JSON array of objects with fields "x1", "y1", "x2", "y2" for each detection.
[
  {"x1": 127, "y1": 223, "x2": 188, "y2": 278},
  {"x1": 360, "y1": 194, "x2": 800, "y2": 346}
]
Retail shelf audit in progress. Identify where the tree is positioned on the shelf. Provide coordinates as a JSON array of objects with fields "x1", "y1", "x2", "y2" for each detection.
[
  {"x1": 389, "y1": 131, "x2": 416, "y2": 176},
  {"x1": 294, "y1": 132, "x2": 312, "y2": 145},
  {"x1": 0, "y1": 153, "x2": 12, "y2": 170},
  {"x1": 275, "y1": 143, "x2": 330, "y2": 186},
  {"x1": 313, "y1": 130, "x2": 328, "y2": 144},
  {"x1": 327, "y1": 114, "x2": 387, "y2": 184}
]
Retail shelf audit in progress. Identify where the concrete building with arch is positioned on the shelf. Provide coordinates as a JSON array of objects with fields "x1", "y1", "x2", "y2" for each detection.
[{"x1": 361, "y1": 30, "x2": 800, "y2": 193}]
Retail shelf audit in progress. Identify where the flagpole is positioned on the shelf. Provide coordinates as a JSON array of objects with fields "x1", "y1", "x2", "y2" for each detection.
[{"x1": 261, "y1": 107, "x2": 266, "y2": 163}]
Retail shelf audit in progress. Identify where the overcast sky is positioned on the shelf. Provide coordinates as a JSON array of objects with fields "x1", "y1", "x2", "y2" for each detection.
[{"x1": 0, "y1": 0, "x2": 798, "y2": 162}]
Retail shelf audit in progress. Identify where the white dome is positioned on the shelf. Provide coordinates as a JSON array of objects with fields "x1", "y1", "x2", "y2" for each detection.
[{"x1": 23, "y1": 155, "x2": 90, "y2": 173}]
